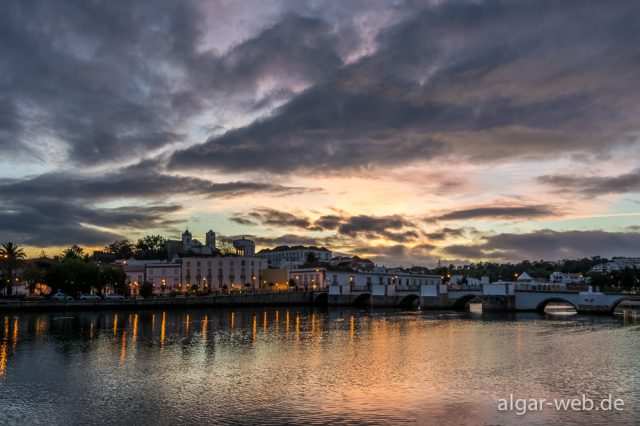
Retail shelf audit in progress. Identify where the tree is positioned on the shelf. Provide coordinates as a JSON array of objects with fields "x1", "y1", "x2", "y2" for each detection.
[
  {"x1": 135, "y1": 235, "x2": 167, "y2": 260},
  {"x1": 45, "y1": 258, "x2": 100, "y2": 295},
  {"x1": 140, "y1": 281, "x2": 154, "y2": 298},
  {"x1": 1, "y1": 242, "x2": 27, "y2": 295},
  {"x1": 105, "y1": 239, "x2": 134, "y2": 260},
  {"x1": 100, "y1": 268, "x2": 128, "y2": 295},
  {"x1": 63, "y1": 245, "x2": 86, "y2": 260},
  {"x1": 22, "y1": 264, "x2": 44, "y2": 294}
]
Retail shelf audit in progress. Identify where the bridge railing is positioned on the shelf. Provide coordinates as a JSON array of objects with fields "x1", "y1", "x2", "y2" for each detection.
[{"x1": 396, "y1": 285, "x2": 420, "y2": 291}]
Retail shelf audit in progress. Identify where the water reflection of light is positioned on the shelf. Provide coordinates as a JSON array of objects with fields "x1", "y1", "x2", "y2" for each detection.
[
  {"x1": 119, "y1": 331, "x2": 127, "y2": 367},
  {"x1": 90, "y1": 321, "x2": 94, "y2": 339},
  {"x1": 231, "y1": 312, "x2": 235, "y2": 336},
  {"x1": 186, "y1": 314, "x2": 190, "y2": 335},
  {"x1": 263, "y1": 311, "x2": 267, "y2": 336},
  {"x1": 253, "y1": 315, "x2": 257, "y2": 344},
  {"x1": 132, "y1": 314, "x2": 138, "y2": 342},
  {"x1": 350, "y1": 315, "x2": 355, "y2": 341},
  {"x1": 113, "y1": 314, "x2": 118, "y2": 337},
  {"x1": 0, "y1": 341, "x2": 6, "y2": 376},
  {"x1": 311, "y1": 312, "x2": 316, "y2": 336},
  {"x1": 201, "y1": 315, "x2": 208, "y2": 344},
  {"x1": 286, "y1": 310, "x2": 290, "y2": 334},
  {"x1": 295, "y1": 313, "x2": 300, "y2": 341},
  {"x1": 12, "y1": 317, "x2": 18, "y2": 351},
  {"x1": 275, "y1": 310, "x2": 279, "y2": 334},
  {"x1": 151, "y1": 313, "x2": 156, "y2": 338},
  {"x1": 160, "y1": 312, "x2": 166, "y2": 351}
]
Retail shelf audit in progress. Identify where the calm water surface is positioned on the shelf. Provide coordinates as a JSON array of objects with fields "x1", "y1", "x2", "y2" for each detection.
[{"x1": 0, "y1": 307, "x2": 638, "y2": 425}]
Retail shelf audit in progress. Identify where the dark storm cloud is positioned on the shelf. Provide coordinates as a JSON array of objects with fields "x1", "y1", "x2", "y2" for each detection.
[
  {"x1": 1, "y1": 2, "x2": 347, "y2": 164},
  {"x1": 0, "y1": 162, "x2": 314, "y2": 201},
  {"x1": 442, "y1": 230, "x2": 640, "y2": 261},
  {"x1": 247, "y1": 208, "x2": 313, "y2": 229},
  {"x1": 425, "y1": 227, "x2": 468, "y2": 240},
  {"x1": 0, "y1": 199, "x2": 180, "y2": 246},
  {"x1": 435, "y1": 205, "x2": 555, "y2": 221},
  {"x1": 232, "y1": 209, "x2": 420, "y2": 242},
  {"x1": 170, "y1": 0, "x2": 640, "y2": 173},
  {"x1": 538, "y1": 168, "x2": 640, "y2": 196}
]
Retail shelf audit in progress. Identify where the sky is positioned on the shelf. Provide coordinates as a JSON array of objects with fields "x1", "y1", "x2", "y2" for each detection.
[{"x1": 1, "y1": 0, "x2": 640, "y2": 265}]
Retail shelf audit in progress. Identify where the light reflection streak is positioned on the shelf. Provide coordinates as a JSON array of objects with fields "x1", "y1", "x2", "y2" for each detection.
[
  {"x1": 119, "y1": 331, "x2": 127, "y2": 367},
  {"x1": 185, "y1": 314, "x2": 190, "y2": 335},
  {"x1": 113, "y1": 314, "x2": 118, "y2": 337},
  {"x1": 295, "y1": 313, "x2": 300, "y2": 342},
  {"x1": 263, "y1": 311, "x2": 267, "y2": 336},
  {"x1": 202, "y1": 315, "x2": 208, "y2": 344},
  {"x1": 350, "y1": 315, "x2": 355, "y2": 341},
  {"x1": 160, "y1": 312, "x2": 166, "y2": 352},
  {"x1": 132, "y1": 314, "x2": 138, "y2": 342},
  {"x1": 253, "y1": 315, "x2": 257, "y2": 344},
  {"x1": 286, "y1": 310, "x2": 290, "y2": 334},
  {"x1": 0, "y1": 316, "x2": 8, "y2": 376},
  {"x1": 12, "y1": 317, "x2": 18, "y2": 352},
  {"x1": 275, "y1": 310, "x2": 279, "y2": 334}
]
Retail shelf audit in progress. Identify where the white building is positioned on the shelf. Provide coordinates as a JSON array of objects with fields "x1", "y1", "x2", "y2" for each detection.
[
  {"x1": 123, "y1": 259, "x2": 163, "y2": 286},
  {"x1": 322, "y1": 268, "x2": 441, "y2": 289},
  {"x1": 591, "y1": 257, "x2": 640, "y2": 273},
  {"x1": 145, "y1": 262, "x2": 182, "y2": 293},
  {"x1": 181, "y1": 255, "x2": 267, "y2": 290},
  {"x1": 257, "y1": 245, "x2": 332, "y2": 268},
  {"x1": 550, "y1": 272, "x2": 588, "y2": 284}
]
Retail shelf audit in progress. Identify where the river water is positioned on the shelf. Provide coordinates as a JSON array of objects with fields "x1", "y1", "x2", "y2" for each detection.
[{"x1": 0, "y1": 307, "x2": 638, "y2": 425}]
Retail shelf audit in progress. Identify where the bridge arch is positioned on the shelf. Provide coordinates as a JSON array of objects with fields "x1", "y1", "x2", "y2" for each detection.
[
  {"x1": 535, "y1": 297, "x2": 578, "y2": 313},
  {"x1": 397, "y1": 294, "x2": 420, "y2": 308},
  {"x1": 313, "y1": 292, "x2": 328, "y2": 305},
  {"x1": 352, "y1": 293, "x2": 371, "y2": 306},
  {"x1": 610, "y1": 297, "x2": 630, "y2": 313},
  {"x1": 450, "y1": 294, "x2": 480, "y2": 311}
]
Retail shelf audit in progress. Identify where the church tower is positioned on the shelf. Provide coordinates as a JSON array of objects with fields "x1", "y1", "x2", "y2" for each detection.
[
  {"x1": 205, "y1": 230, "x2": 216, "y2": 249},
  {"x1": 182, "y1": 229, "x2": 193, "y2": 249}
]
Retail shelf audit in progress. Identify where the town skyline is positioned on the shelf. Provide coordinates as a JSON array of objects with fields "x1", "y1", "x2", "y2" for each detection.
[{"x1": 2, "y1": 0, "x2": 640, "y2": 265}]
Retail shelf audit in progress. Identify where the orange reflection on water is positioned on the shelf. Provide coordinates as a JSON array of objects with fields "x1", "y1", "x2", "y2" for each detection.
[
  {"x1": 275, "y1": 310, "x2": 279, "y2": 334},
  {"x1": 185, "y1": 314, "x2": 190, "y2": 335},
  {"x1": 201, "y1": 315, "x2": 208, "y2": 344},
  {"x1": 12, "y1": 317, "x2": 18, "y2": 351},
  {"x1": 0, "y1": 316, "x2": 8, "y2": 376},
  {"x1": 90, "y1": 321, "x2": 94, "y2": 339},
  {"x1": 295, "y1": 313, "x2": 300, "y2": 341},
  {"x1": 113, "y1": 314, "x2": 118, "y2": 337},
  {"x1": 253, "y1": 315, "x2": 257, "y2": 344},
  {"x1": 119, "y1": 331, "x2": 127, "y2": 367},
  {"x1": 132, "y1": 314, "x2": 138, "y2": 342},
  {"x1": 263, "y1": 311, "x2": 267, "y2": 336},
  {"x1": 160, "y1": 312, "x2": 166, "y2": 351},
  {"x1": 286, "y1": 310, "x2": 290, "y2": 334}
]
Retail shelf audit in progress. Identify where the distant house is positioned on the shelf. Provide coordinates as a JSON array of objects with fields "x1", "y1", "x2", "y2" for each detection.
[{"x1": 257, "y1": 245, "x2": 332, "y2": 268}]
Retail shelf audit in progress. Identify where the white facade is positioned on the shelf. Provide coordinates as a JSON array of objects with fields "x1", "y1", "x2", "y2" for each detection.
[
  {"x1": 258, "y1": 246, "x2": 332, "y2": 268},
  {"x1": 592, "y1": 257, "x2": 640, "y2": 273},
  {"x1": 288, "y1": 268, "x2": 328, "y2": 289},
  {"x1": 123, "y1": 259, "x2": 163, "y2": 285},
  {"x1": 550, "y1": 272, "x2": 587, "y2": 284},
  {"x1": 326, "y1": 269, "x2": 441, "y2": 288},
  {"x1": 145, "y1": 263, "x2": 182, "y2": 292},
  {"x1": 181, "y1": 256, "x2": 267, "y2": 290}
]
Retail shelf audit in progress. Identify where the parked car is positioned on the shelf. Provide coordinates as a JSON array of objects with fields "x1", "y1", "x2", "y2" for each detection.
[
  {"x1": 103, "y1": 293, "x2": 125, "y2": 300},
  {"x1": 52, "y1": 292, "x2": 73, "y2": 301},
  {"x1": 80, "y1": 293, "x2": 101, "y2": 301}
]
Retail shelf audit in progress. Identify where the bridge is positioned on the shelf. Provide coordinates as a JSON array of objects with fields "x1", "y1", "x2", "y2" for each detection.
[{"x1": 327, "y1": 283, "x2": 635, "y2": 314}]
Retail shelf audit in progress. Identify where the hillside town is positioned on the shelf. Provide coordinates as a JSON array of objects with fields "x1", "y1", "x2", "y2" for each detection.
[{"x1": 1, "y1": 228, "x2": 639, "y2": 299}]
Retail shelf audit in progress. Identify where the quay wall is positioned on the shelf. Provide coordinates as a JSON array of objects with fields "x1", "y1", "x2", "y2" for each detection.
[{"x1": 0, "y1": 292, "x2": 316, "y2": 312}]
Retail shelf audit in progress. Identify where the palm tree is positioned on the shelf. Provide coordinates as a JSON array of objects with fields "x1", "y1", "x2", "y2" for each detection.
[{"x1": 1, "y1": 242, "x2": 26, "y2": 296}]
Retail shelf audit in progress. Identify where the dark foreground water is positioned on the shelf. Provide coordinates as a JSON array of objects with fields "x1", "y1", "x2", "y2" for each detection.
[{"x1": 0, "y1": 307, "x2": 638, "y2": 426}]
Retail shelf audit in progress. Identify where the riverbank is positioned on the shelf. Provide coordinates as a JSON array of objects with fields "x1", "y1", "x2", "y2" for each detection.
[{"x1": 0, "y1": 291, "x2": 321, "y2": 311}]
